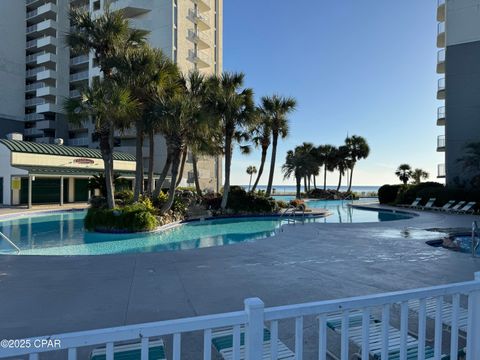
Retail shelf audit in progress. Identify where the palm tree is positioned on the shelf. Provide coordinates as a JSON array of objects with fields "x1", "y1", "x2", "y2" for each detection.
[
  {"x1": 64, "y1": 79, "x2": 139, "y2": 209},
  {"x1": 395, "y1": 164, "x2": 413, "y2": 185},
  {"x1": 317, "y1": 144, "x2": 337, "y2": 191},
  {"x1": 246, "y1": 166, "x2": 257, "y2": 191},
  {"x1": 205, "y1": 72, "x2": 255, "y2": 210},
  {"x1": 411, "y1": 168, "x2": 429, "y2": 185},
  {"x1": 345, "y1": 135, "x2": 370, "y2": 192},
  {"x1": 113, "y1": 46, "x2": 178, "y2": 201},
  {"x1": 66, "y1": 5, "x2": 148, "y2": 78},
  {"x1": 249, "y1": 111, "x2": 271, "y2": 193},
  {"x1": 263, "y1": 95, "x2": 297, "y2": 196},
  {"x1": 282, "y1": 147, "x2": 306, "y2": 199},
  {"x1": 334, "y1": 145, "x2": 350, "y2": 191},
  {"x1": 296, "y1": 142, "x2": 316, "y2": 192}
]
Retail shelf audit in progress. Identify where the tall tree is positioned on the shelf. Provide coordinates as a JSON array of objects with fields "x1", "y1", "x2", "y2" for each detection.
[
  {"x1": 249, "y1": 110, "x2": 271, "y2": 193},
  {"x1": 114, "y1": 47, "x2": 178, "y2": 201},
  {"x1": 345, "y1": 135, "x2": 370, "y2": 192},
  {"x1": 246, "y1": 166, "x2": 257, "y2": 191},
  {"x1": 66, "y1": 5, "x2": 147, "y2": 205},
  {"x1": 64, "y1": 79, "x2": 138, "y2": 209},
  {"x1": 263, "y1": 95, "x2": 297, "y2": 196},
  {"x1": 412, "y1": 168, "x2": 429, "y2": 185},
  {"x1": 317, "y1": 144, "x2": 337, "y2": 190},
  {"x1": 282, "y1": 147, "x2": 307, "y2": 199},
  {"x1": 206, "y1": 73, "x2": 255, "y2": 210},
  {"x1": 395, "y1": 164, "x2": 413, "y2": 185},
  {"x1": 334, "y1": 145, "x2": 350, "y2": 191}
]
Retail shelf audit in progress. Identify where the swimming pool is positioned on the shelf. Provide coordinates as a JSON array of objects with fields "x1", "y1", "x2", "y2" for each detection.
[{"x1": 0, "y1": 205, "x2": 414, "y2": 255}]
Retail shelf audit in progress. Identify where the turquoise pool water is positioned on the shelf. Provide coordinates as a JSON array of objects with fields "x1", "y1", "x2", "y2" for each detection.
[{"x1": 0, "y1": 205, "x2": 413, "y2": 255}]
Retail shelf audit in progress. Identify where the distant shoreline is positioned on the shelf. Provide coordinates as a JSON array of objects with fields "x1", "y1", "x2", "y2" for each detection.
[{"x1": 239, "y1": 185, "x2": 380, "y2": 194}]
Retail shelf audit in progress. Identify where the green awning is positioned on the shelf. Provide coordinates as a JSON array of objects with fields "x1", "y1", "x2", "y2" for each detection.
[
  {"x1": 0, "y1": 139, "x2": 136, "y2": 161},
  {"x1": 13, "y1": 166, "x2": 159, "y2": 178}
]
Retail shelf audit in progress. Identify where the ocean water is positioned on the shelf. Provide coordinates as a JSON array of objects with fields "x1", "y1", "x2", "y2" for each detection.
[{"x1": 241, "y1": 185, "x2": 379, "y2": 194}]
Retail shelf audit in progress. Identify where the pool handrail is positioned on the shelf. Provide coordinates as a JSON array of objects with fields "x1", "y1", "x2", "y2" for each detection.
[
  {"x1": 0, "y1": 231, "x2": 20, "y2": 254},
  {"x1": 472, "y1": 221, "x2": 479, "y2": 258}
]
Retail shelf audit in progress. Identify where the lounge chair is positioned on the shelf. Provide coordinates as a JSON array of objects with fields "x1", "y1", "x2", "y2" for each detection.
[
  {"x1": 419, "y1": 198, "x2": 436, "y2": 211},
  {"x1": 455, "y1": 201, "x2": 477, "y2": 214},
  {"x1": 408, "y1": 298, "x2": 469, "y2": 337},
  {"x1": 432, "y1": 200, "x2": 456, "y2": 212},
  {"x1": 398, "y1": 198, "x2": 421, "y2": 209},
  {"x1": 447, "y1": 201, "x2": 466, "y2": 213},
  {"x1": 326, "y1": 313, "x2": 459, "y2": 360},
  {"x1": 212, "y1": 326, "x2": 294, "y2": 360},
  {"x1": 91, "y1": 339, "x2": 166, "y2": 360}
]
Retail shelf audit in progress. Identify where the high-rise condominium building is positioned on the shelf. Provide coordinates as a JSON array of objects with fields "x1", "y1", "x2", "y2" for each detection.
[
  {"x1": 0, "y1": 0, "x2": 222, "y2": 191},
  {"x1": 435, "y1": 0, "x2": 480, "y2": 187}
]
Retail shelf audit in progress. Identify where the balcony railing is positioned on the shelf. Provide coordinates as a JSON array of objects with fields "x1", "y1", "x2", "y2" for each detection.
[
  {"x1": 192, "y1": 0, "x2": 211, "y2": 12},
  {"x1": 437, "y1": 49, "x2": 445, "y2": 74},
  {"x1": 24, "y1": 113, "x2": 45, "y2": 121},
  {"x1": 25, "y1": 98, "x2": 46, "y2": 107},
  {"x1": 26, "y1": 66, "x2": 46, "y2": 77},
  {"x1": 69, "y1": 89, "x2": 81, "y2": 98},
  {"x1": 437, "y1": 135, "x2": 446, "y2": 151},
  {"x1": 25, "y1": 82, "x2": 45, "y2": 92},
  {"x1": 437, "y1": 106, "x2": 446, "y2": 126},
  {"x1": 438, "y1": 163, "x2": 446, "y2": 178},
  {"x1": 69, "y1": 137, "x2": 90, "y2": 146},
  {"x1": 437, "y1": 22, "x2": 445, "y2": 48},
  {"x1": 70, "y1": 54, "x2": 89, "y2": 66},
  {"x1": 188, "y1": 49, "x2": 210, "y2": 68},
  {"x1": 70, "y1": 70, "x2": 89, "y2": 82},
  {"x1": 2, "y1": 273, "x2": 480, "y2": 360},
  {"x1": 437, "y1": 78, "x2": 445, "y2": 100},
  {"x1": 188, "y1": 29, "x2": 210, "y2": 49},
  {"x1": 189, "y1": 9, "x2": 210, "y2": 29}
]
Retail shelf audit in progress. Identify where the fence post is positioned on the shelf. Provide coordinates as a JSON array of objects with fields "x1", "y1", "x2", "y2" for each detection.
[
  {"x1": 244, "y1": 297, "x2": 265, "y2": 360},
  {"x1": 471, "y1": 272, "x2": 480, "y2": 360}
]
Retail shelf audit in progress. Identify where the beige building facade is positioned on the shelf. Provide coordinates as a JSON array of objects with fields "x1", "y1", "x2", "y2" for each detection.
[{"x1": 0, "y1": 0, "x2": 223, "y2": 192}]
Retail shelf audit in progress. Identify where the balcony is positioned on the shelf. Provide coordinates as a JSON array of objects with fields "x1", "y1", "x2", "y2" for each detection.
[
  {"x1": 26, "y1": 36, "x2": 57, "y2": 51},
  {"x1": 69, "y1": 137, "x2": 90, "y2": 147},
  {"x1": 36, "y1": 120, "x2": 56, "y2": 130},
  {"x1": 192, "y1": 0, "x2": 211, "y2": 12},
  {"x1": 26, "y1": 67, "x2": 46, "y2": 78},
  {"x1": 70, "y1": 70, "x2": 89, "y2": 82},
  {"x1": 36, "y1": 52, "x2": 56, "y2": 65},
  {"x1": 36, "y1": 137, "x2": 55, "y2": 144},
  {"x1": 36, "y1": 86, "x2": 56, "y2": 97},
  {"x1": 26, "y1": 3, "x2": 57, "y2": 24},
  {"x1": 437, "y1": 22, "x2": 445, "y2": 48},
  {"x1": 36, "y1": 69, "x2": 56, "y2": 81},
  {"x1": 70, "y1": 54, "x2": 89, "y2": 66},
  {"x1": 437, "y1": 78, "x2": 445, "y2": 100},
  {"x1": 437, "y1": 0, "x2": 445, "y2": 22},
  {"x1": 188, "y1": 49, "x2": 210, "y2": 68},
  {"x1": 437, "y1": 106, "x2": 446, "y2": 126},
  {"x1": 25, "y1": 98, "x2": 46, "y2": 107},
  {"x1": 438, "y1": 163, "x2": 446, "y2": 178},
  {"x1": 188, "y1": 29, "x2": 210, "y2": 50},
  {"x1": 26, "y1": 19, "x2": 57, "y2": 37},
  {"x1": 37, "y1": 102, "x2": 58, "y2": 113},
  {"x1": 69, "y1": 89, "x2": 82, "y2": 98},
  {"x1": 24, "y1": 113, "x2": 45, "y2": 121},
  {"x1": 25, "y1": 82, "x2": 45, "y2": 93},
  {"x1": 110, "y1": 0, "x2": 152, "y2": 18},
  {"x1": 24, "y1": 127, "x2": 44, "y2": 137},
  {"x1": 437, "y1": 49, "x2": 445, "y2": 74},
  {"x1": 437, "y1": 135, "x2": 446, "y2": 152},
  {"x1": 189, "y1": 9, "x2": 210, "y2": 30}
]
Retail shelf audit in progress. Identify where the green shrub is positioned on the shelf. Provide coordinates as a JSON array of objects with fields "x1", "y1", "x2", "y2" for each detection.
[
  {"x1": 172, "y1": 197, "x2": 188, "y2": 215},
  {"x1": 115, "y1": 190, "x2": 134, "y2": 205},
  {"x1": 276, "y1": 200, "x2": 289, "y2": 209},
  {"x1": 227, "y1": 186, "x2": 277, "y2": 213},
  {"x1": 152, "y1": 191, "x2": 169, "y2": 208},
  {"x1": 378, "y1": 184, "x2": 402, "y2": 204},
  {"x1": 84, "y1": 203, "x2": 158, "y2": 233},
  {"x1": 394, "y1": 182, "x2": 444, "y2": 205}
]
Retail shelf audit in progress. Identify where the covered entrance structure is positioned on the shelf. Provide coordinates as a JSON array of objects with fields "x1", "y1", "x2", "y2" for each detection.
[{"x1": 0, "y1": 139, "x2": 141, "y2": 208}]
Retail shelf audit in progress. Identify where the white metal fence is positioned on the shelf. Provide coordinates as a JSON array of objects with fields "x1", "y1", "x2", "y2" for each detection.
[{"x1": 1, "y1": 273, "x2": 480, "y2": 360}]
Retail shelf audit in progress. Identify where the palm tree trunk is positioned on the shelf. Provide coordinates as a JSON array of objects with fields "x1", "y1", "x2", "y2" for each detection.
[
  {"x1": 324, "y1": 166, "x2": 327, "y2": 191},
  {"x1": 221, "y1": 132, "x2": 233, "y2": 209},
  {"x1": 160, "y1": 147, "x2": 181, "y2": 214},
  {"x1": 251, "y1": 145, "x2": 267, "y2": 192},
  {"x1": 99, "y1": 129, "x2": 115, "y2": 209},
  {"x1": 265, "y1": 133, "x2": 278, "y2": 197},
  {"x1": 296, "y1": 176, "x2": 301, "y2": 199},
  {"x1": 347, "y1": 164, "x2": 355, "y2": 192},
  {"x1": 313, "y1": 176, "x2": 317, "y2": 189},
  {"x1": 133, "y1": 120, "x2": 144, "y2": 202},
  {"x1": 175, "y1": 147, "x2": 188, "y2": 187},
  {"x1": 307, "y1": 176, "x2": 311, "y2": 192},
  {"x1": 304, "y1": 176, "x2": 307, "y2": 193},
  {"x1": 153, "y1": 152, "x2": 172, "y2": 198},
  {"x1": 248, "y1": 174, "x2": 252, "y2": 191},
  {"x1": 192, "y1": 153, "x2": 202, "y2": 196},
  {"x1": 147, "y1": 130, "x2": 155, "y2": 195},
  {"x1": 336, "y1": 172, "x2": 342, "y2": 192}
]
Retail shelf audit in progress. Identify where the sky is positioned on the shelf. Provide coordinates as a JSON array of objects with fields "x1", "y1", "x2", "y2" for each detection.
[{"x1": 222, "y1": 0, "x2": 444, "y2": 187}]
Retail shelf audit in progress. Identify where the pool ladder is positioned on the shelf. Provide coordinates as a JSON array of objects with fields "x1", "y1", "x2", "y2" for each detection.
[
  {"x1": 472, "y1": 221, "x2": 479, "y2": 258},
  {"x1": 278, "y1": 205, "x2": 306, "y2": 231},
  {"x1": 0, "y1": 231, "x2": 20, "y2": 254}
]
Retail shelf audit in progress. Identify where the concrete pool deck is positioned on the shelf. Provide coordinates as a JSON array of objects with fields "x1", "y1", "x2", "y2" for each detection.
[{"x1": 0, "y1": 205, "x2": 479, "y2": 358}]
